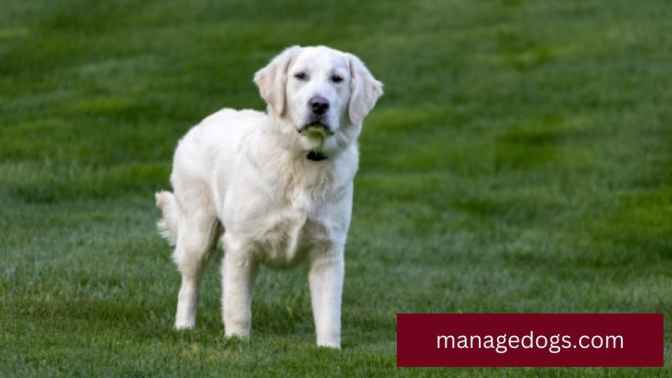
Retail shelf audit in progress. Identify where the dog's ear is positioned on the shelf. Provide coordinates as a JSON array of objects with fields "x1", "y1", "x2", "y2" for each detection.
[
  {"x1": 347, "y1": 53, "x2": 383, "y2": 126},
  {"x1": 254, "y1": 46, "x2": 302, "y2": 117}
]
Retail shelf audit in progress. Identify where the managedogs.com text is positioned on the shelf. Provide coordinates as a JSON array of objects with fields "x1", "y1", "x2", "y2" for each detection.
[{"x1": 436, "y1": 331, "x2": 624, "y2": 354}]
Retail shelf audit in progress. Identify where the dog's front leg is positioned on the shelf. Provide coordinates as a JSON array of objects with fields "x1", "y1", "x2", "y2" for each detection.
[
  {"x1": 221, "y1": 240, "x2": 256, "y2": 338},
  {"x1": 308, "y1": 249, "x2": 344, "y2": 348}
]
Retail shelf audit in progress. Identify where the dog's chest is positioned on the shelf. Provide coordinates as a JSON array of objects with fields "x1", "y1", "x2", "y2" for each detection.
[{"x1": 251, "y1": 194, "x2": 331, "y2": 267}]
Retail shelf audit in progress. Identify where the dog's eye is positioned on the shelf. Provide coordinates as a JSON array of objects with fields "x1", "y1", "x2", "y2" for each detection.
[
  {"x1": 330, "y1": 74, "x2": 343, "y2": 83},
  {"x1": 294, "y1": 72, "x2": 308, "y2": 81}
]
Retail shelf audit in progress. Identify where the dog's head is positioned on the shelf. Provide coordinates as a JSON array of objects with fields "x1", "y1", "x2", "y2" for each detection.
[{"x1": 254, "y1": 45, "x2": 383, "y2": 157}]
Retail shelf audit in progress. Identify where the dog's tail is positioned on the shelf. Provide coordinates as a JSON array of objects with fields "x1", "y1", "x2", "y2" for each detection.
[{"x1": 155, "y1": 191, "x2": 179, "y2": 246}]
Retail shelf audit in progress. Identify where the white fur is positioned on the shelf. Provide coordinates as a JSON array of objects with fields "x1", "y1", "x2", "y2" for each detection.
[{"x1": 156, "y1": 46, "x2": 382, "y2": 348}]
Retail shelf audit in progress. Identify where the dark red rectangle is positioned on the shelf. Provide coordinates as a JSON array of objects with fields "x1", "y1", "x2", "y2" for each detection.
[{"x1": 397, "y1": 313, "x2": 663, "y2": 367}]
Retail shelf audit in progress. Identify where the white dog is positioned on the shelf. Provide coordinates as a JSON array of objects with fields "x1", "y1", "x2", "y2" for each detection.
[{"x1": 155, "y1": 45, "x2": 382, "y2": 348}]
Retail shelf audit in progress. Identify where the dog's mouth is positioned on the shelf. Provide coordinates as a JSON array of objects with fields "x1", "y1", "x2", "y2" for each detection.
[{"x1": 298, "y1": 121, "x2": 333, "y2": 136}]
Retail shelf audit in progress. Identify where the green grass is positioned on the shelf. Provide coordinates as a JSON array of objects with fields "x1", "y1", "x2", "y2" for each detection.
[{"x1": 2, "y1": 0, "x2": 672, "y2": 376}]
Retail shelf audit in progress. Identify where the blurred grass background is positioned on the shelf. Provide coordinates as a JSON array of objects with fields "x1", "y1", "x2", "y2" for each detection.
[{"x1": 1, "y1": 0, "x2": 671, "y2": 376}]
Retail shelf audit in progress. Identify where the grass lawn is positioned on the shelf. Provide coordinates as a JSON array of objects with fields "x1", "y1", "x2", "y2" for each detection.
[{"x1": 2, "y1": 0, "x2": 672, "y2": 376}]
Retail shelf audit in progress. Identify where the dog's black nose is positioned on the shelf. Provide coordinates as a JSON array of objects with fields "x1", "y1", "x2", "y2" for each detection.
[{"x1": 309, "y1": 96, "x2": 329, "y2": 115}]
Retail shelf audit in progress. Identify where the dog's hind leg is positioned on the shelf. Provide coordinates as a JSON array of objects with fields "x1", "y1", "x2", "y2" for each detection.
[{"x1": 172, "y1": 190, "x2": 220, "y2": 330}]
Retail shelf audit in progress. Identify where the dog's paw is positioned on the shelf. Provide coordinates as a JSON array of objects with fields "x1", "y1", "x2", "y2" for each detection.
[
  {"x1": 175, "y1": 321, "x2": 196, "y2": 330},
  {"x1": 317, "y1": 341, "x2": 341, "y2": 349}
]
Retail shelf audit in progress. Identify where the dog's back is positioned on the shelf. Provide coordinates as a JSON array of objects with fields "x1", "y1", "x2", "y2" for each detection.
[{"x1": 156, "y1": 108, "x2": 266, "y2": 246}]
